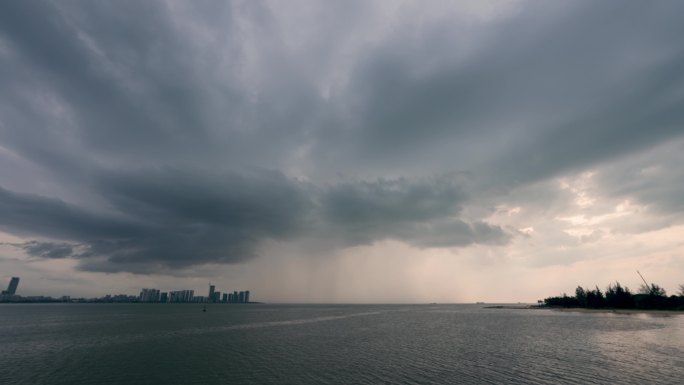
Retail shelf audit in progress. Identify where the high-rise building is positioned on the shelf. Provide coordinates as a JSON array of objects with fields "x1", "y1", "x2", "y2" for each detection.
[
  {"x1": 238, "y1": 291, "x2": 245, "y2": 303},
  {"x1": 160, "y1": 292, "x2": 168, "y2": 303},
  {"x1": 228, "y1": 293, "x2": 233, "y2": 303},
  {"x1": 245, "y1": 290, "x2": 250, "y2": 303},
  {"x1": 169, "y1": 289, "x2": 194, "y2": 303},
  {"x1": 222, "y1": 293, "x2": 228, "y2": 303},
  {"x1": 208, "y1": 285, "x2": 215, "y2": 302},
  {"x1": 233, "y1": 291, "x2": 238, "y2": 303},
  {"x1": 2, "y1": 277, "x2": 19, "y2": 295},
  {"x1": 139, "y1": 288, "x2": 160, "y2": 302}
]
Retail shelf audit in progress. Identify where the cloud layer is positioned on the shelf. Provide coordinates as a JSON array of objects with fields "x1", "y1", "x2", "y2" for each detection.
[
  {"x1": 1, "y1": 0, "x2": 683, "y2": 277},
  {"x1": 0, "y1": 168, "x2": 507, "y2": 272}
]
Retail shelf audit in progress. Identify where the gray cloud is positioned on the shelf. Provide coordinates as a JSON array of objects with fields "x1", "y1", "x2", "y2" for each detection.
[
  {"x1": 19, "y1": 241, "x2": 77, "y2": 260},
  {"x1": 0, "y1": 169, "x2": 510, "y2": 272},
  {"x1": 0, "y1": 1, "x2": 682, "y2": 274},
  {"x1": 320, "y1": 177, "x2": 508, "y2": 247},
  {"x1": 0, "y1": 168, "x2": 316, "y2": 272},
  {"x1": 598, "y1": 140, "x2": 684, "y2": 216},
  {"x1": 0, "y1": 186, "x2": 142, "y2": 241},
  {"x1": 313, "y1": 1, "x2": 684, "y2": 185},
  {"x1": 322, "y1": 178, "x2": 464, "y2": 228}
]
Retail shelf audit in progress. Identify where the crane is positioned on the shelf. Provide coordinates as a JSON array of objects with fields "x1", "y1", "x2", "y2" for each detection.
[{"x1": 637, "y1": 270, "x2": 655, "y2": 295}]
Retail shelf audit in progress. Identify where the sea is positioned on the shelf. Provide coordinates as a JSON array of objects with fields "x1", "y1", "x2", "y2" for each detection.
[{"x1": 0, "y1": 303, "x2": 682, "y2": 384}]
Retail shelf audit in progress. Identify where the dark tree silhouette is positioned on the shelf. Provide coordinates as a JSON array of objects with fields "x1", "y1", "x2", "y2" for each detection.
[
  {"x1": 639, "y1": 283, "x2": 666, "y2": 296},
  {"x1": 586, "y1": 286, "x2": 605, "y2": 308},
  {"x1": 541, "y1": 281, "x2": 684, "y2": 310},
  {"x1": 575, "y1": 286, "x2": 587, "y2": 307},
  {"x1": 605, "y1": 282, "x2": 634, "y2": 308}
]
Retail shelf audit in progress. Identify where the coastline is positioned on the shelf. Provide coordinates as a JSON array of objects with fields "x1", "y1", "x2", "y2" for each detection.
[
  {"x1": 547, "y1": 307, "x2": 683, "y2": 316},
  {"x1": 484, "y1": 305, "x2": 684, "y2": 316}
]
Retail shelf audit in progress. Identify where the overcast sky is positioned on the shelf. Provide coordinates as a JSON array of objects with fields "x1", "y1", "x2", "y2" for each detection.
[{"x1": 1, "y1": 0, "x2": 683, "y2": 302}]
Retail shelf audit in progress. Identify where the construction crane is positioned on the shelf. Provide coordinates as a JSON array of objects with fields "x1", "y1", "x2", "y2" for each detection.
[{"x1": 637, "y1": 270, "x2": 655, "y2": 295}]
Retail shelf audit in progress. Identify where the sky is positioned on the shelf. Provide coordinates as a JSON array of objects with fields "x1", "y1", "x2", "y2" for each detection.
[{"x1": 1, "y1": 0, "x2": 683, "y2": 303}]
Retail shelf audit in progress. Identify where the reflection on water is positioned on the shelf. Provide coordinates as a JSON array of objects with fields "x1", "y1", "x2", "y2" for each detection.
[
  {"x1": 595, "y1": 312, "x2": 684, "y2": 383},
  {"x1": 0, "y1": 304, "x2": 682, "y2": 384}
]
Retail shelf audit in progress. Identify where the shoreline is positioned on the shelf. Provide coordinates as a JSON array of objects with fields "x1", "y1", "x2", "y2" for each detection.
[
  {"x1": 484, "y1": 305, "x2": 684, "y2": 316},
  {"x1": 547, "y1": 307, "x2": 683, "y2": 316}
]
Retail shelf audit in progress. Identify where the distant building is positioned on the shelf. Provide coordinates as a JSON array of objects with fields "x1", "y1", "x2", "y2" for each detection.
[
  {"x1": 222, "y1": 293, "x2": 228, "y2": 303},
  {"x1": 228, "y1": 293, "x2": 233, "y2": 303},
  {"x1": 2, "y1": 277, "x2": 20, "y2": 295},
  {"x1": 160, "y1": 292, "x2": 168, "y2": 303},
  {"x1": 139, "y1": 288, "x2": 160, "y2": 302},
  {"x1": 208, "y1": 285, "x2": 215, "y2": 302},
  {"x1": 169, "y1": 289, "x2": 194, "y2": 302},
  {"x1": 212, "y1": 291, "x2": 221, "y2": 303},
  {"x1": 245, "y1": 290, "x2": 250, "y2": 303},
  {"x1": 233, "y1": 291, "x2": 238, "y2": 303},
  {"x1": 238, "y1": 291, "x2": 245, "y2": 303}
]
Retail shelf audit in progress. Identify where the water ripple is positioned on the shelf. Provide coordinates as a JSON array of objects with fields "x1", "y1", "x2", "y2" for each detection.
[{"x1": 1, "y1": 304, "x2": 683, "y2": 384}]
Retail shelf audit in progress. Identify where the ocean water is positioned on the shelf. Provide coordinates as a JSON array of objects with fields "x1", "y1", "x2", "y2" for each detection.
[{"x1": 0, "y1": 304, "x2": 683, "y2": 384}]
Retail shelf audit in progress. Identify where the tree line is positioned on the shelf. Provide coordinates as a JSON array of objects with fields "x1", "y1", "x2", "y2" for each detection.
[{"x1": 541, "y1": 283, "x2": 684, "y2": 310}]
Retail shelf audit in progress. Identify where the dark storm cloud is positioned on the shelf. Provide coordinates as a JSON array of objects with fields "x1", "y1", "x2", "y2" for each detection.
[
  {"x1": 0, "y1": 168, "x2": 317, "y2": 272},
  {"x1": 19, "y1": 241, "x2": 76, "y2": 260},
  {"x1": 316, "y1": 1, "x2": 684, "y2": 184},
  {"x1": 0, "y1": 1, "x2": 203, "y2": 151},
  {"x1": 606, "y1": 141, "x2": 684, "y2": 215},
  {"x1": 0, "y1": 171, "x2": 507, "y2": 272},
  {"x1": 0, "y1": 186, "x2": 142, "y2": 241},
  {"x1": 0, "y1": 0, "x2": 334, "y2": 182},
  {"x1": 323, "y1": 178, "x2": 465, "y2": 226},
  {"x1": 0, "y1": 1, "x2": 682, "y2": 273},
  {"x1": 320, "y1": 177, "x2": 509, "y2": 247},
  {"x1": 95, "y1": 167, "x2": 314, "y2": 234}
]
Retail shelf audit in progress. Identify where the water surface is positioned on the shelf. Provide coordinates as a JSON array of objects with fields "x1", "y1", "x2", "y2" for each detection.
[{"x1": 1, "y1": 304, "x2": 682, "y2": 384}]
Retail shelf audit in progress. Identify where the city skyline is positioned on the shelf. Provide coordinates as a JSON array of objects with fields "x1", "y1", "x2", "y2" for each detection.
[
  {"x1": 0, "y1": 275, "x2": 253, "y2": 303},
  {"x1": 1, "y1": 1, "x2": 684, "y2": 303}
]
